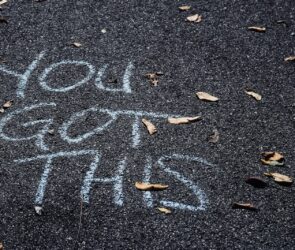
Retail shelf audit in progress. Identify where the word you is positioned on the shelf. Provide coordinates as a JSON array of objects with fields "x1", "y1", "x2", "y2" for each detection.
[
  {"x1": 0, "y1": 51, "x2": 134, "y2": 98},
  {"x1": 15, "y1": 150, "x2": 214, "y2": 211}
]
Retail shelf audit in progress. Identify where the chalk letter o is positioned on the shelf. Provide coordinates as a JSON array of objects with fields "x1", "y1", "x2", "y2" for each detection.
[
  {"x1": 39, "y1": 60, "x2": 95, "y2": 92},
  {"x1": 59, "y1": 107, "x2": 118, "y2": 144}
]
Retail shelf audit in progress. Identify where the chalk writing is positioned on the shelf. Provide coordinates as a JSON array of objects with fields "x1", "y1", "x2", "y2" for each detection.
[
  {"x1": 143, "y1": 154, "x2": 214, "y2": 211},
  {"x1": 60, "y1": 106, "x2": 179, "y2": 148},
  {"x1": 0, "y1": 50, "x2": 217, "y2": 213},
  {"x1": 81, "y1": 156, "x2": 127, "y2": 205},
  {"x1": 14, "y1": 151, "x2": 213, "y2": 212},
  {"x1": 14, "y1": 150, "x2": 101, "y2": 205},
  {"x1": 0, "y1": 51, "x2": 134, "y2": 98},
  {"x1": 0, "y1": 51, "x2": 46, "y2": 98},
  {"x1": 38, "y1": 60, "x2": 96, "y2": 92},
  {"x1": 95, "y1": 62, "x2": 134, "y2": 93},
  {"x1": 0, "y1": 102, "x2": 56, "y2": 151}
]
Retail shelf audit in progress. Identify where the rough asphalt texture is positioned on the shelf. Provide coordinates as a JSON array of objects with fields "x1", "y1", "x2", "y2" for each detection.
[{"x1": 0, "y1": 0, "x2": 295, "y2": 249}]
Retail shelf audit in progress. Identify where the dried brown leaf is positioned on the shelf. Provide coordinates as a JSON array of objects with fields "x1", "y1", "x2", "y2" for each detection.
[
  {"x1": 264, "y1": 172, "x2": 293, "y2": 185},
  {"x1": 168, "y1": 116, "x2": 201, "y2": 124},
  {"x1": 245, "y1": 90, "x2": 262, "y2": 101},
  {"x1": 196, "y1": 92, "x2": 219, "y2": 102},
  {"x1": 3, "y1": 100, "x2": 12, "y2": 108},
  {"x1": 0, "y1": 0, "x2": 7, "y2": 6},
  {"x1": 232, "y1": 202, "x2": 257, "y2": 210},
  {"x1": 261, "y1": 152, "x2": 284, "y2": 166},
  {"x1": 145, "y1": 72, "x2": 161, "y2": 86},
  {"x1": 0, "y1": 241, "x2": 3, "y2": 250},
  {"x1": 135, "y1": 182, "x2": 168, "y2": 191},
  {"x1": 157, "y1": 207, "x2": 172, "y2": 214},
  {"x1": 179, "y1": 5, "x2": 191, "y2": 11},
  {"x1": 284, "y1": 56, "x2": 295, "y2": 62},
  {"x1": 248, "y1": 26, "x2": 266, "y2": 32},
  {"x1": 187, "y1": 14, "x2": 202, "y2": 23},
  {"x1": 0, "y1": 16, "x2": 8, "y2": 24},
  {"x1": 245, "y1": 176, "x2": 267, "y2": 188},
  {"x1": 73, "y1": 42, "x2": 82, "y2": 48},
  {"x1": 142, "y1": 118, "x2": 157, "y2": 135},
  {"x1": 209, "y1": 129, "x2": 219, "y2": 143}
]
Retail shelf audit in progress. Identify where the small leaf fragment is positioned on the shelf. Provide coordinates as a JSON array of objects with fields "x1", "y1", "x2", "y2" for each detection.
[
  {"x1": 135, "y1": 182, "x2": 168, "y2": 191},
  {"x1": 3, "y1": 100, "x2": 12, "y2": 108},
  {"x1": 0, "y1": 108, "x2": 4, "y2": 113},
  {"x1": 48, "y1": 129, "x2": 54, "y2": 135},
  {"x1": 264, "y1": 172, "x2": 293, "y2": 185},
  {"x1": 186, "y1": 14, "x2": 202, "y2": 23},
  {"x1": 232, "y1": 202, "x2": 257, "y2": 210},
  {"x1": 34, "y1": 206, "x2": 42, "y2": 215},
  {"x1": 196, "y1": 92, "x2": 219, "y2": 102},
  {"x1": 245, "y1": 177, "x2": 267, "y2": 188},
  {"x1": 157, "y1": 207, "x2": 172, "y2": 214},
  {"x1": 107, "y1": 77, "x2": 118, "y2": 83},
  {"x1": 0, "y1": 0, "x2": 7, "y2": 6},
  {"x1": 248, "y1": 26, "x2": 266, "y2": 32},
  {"x1": 0, "y1": 241, "x2": 3, "y2": 250},
  {"x1": 245, "y1": 90, "x2": 262, "y2": 101},
  {"x1": 179, "y1": 5, "x2": 191, "y2": 11},
  {"x1": 208, "y1": 129, "x2": 219, "y2": 143},
  {"x1": 72, "y1": 42, "x2": 82, "y2": 48},
  {"x1": 261, "y1": 152, "x2": 284, "y2": 166},
  {"x1": 142, "y1": 118, "x2": 157, "y2": 135},
  {"x1": 284, "y1": 56, "x2": 295, "y2": 62},
  {"x1": 0, "y1": 16, "x2": 8, "y2": 24},
  {"x1": 168, "y1": 116, "x2": 201, "y2": 124},
  {"x1": 101, "y1": 28, "x2": 107, "y2": 33}
]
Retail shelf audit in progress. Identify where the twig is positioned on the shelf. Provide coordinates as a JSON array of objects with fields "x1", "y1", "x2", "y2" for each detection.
[{"x1": 76, "y1": 197, "x2": 83, "y2": 245}]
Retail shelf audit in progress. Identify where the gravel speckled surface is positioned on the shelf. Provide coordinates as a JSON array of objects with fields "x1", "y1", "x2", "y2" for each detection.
[{"x1": 0, "y1": 0, "x2": 294, "y2": 249}]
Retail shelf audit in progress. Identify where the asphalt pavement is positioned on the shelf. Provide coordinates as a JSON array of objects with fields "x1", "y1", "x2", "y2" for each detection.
[{"x1": 0, "y1": 0, "x2": 294, "y2": 249}]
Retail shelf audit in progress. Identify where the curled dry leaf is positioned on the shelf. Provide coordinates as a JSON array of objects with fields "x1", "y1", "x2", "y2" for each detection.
[
  {"x1": 248, "y1": 26, "x2": 266, "y2": 32},
  {"x1": 245, "y1": 177, "x2": 267, "y2": 188},
  {"x1": 73, "y1": 42, "x2": 82, "y2": 48},
  {"x1": 232, "y1": 202, "x2": 257, "y2": 210},
  {"x1": 261, "y1": 152, "x2": 284, "y2": 166},
  {"x1": 208, "y1": 129, "x2": 219, "y2": 143},
  {"x1": 196, "y1": 92, "x2": 219, "y2": 102},
  {"x1": 0, "y1": 107, "x2": 4, "y2": 113},
  {"x1": 135, "y1": 182, "x2": 168, "y2": 191},
  {"x1": 179, "y1": 5, "x2": 191, "y2": 11},
  {"x1": 3, "y1": 100, "x2": 12, "y2": 108},
  {"x1": 284, "y1": 56, "x2": 295, "y2": 62},
  {"x1": 264, "y1": 172, "x2": 293, "y2": 185},
  {"x1": 168, "y1": 116, "x2": 201, "y2": 125},
  {"x1": 157, "y1": 207, "x2": 172, "y2": 214},
  {"x1": 142, "y1": 118, "x2": 157, "y2": 135},
  {"x1": 0, "y1": 242, "x2": 3, "y2": 250},
  {"x1": 245, "y1": 90, "x2": 262, "y2": 101},
  {"x1": 186, "y1": 14, "x2": 202, "y2": 23},
  {"x1": 0, "y1": 0, "x2": 7, "y2": 6}
]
